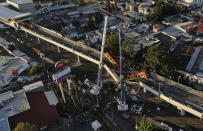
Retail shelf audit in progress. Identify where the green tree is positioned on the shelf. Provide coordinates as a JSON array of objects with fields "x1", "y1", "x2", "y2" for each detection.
[
  {"x1": 13, "y1": 122, "x2": 38, "y2": 131},
  {"x1": 67, "y1": 88, "x2": 78, "y2": 109},
  {"x1": 105, "y1": 33, "x2": 119, "y2": 53},
  {"x1": 30, "y1": 63, "x2": 43, "y2": 75},
  {"x1": 143, "y1": 45, "x2": 173, "y2": 77},
  {"x1": 123, "y1": 39, "x2": 135, "y2": 57},
  {"x1": 147, "y1": 0, "x2": 179, "y2": 22},
  {"x1": 138, "y1": 120, "x2": 156, "y2": 131}
]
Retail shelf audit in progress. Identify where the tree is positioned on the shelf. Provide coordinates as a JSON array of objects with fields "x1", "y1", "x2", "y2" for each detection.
[
  {"x1": 94, "y1": 12, "x2": 103, "y2": 27},
  {"x1": 123, "y1": 39, "x2": 135, "y2": 58},
  {"x1": 30, "y1": 63, "x2": 43, "y2": 75},
  {"x1": 67, "y1": 88, "x2": 78, "y2": 109},
  {"x1": 13, "y1": 122, "x2": 38, "y2": 131},
  {"x1": 147, "y1": 0, "x2": 179, "y2": 22},
  {"x1": 87, "y1": 12, "x2": 103, "y2": 28},
  {"x1": 72, "y1": 20, "x2": 81, "y2": 29},
  {"x1": 143, "y1": 45, "x2": 173, "y2": 77},
  {"x1": 105, "y1": 33, "x2": 119, "y2": 53},
  {"x1": 138, "y1": 120, "x2": 156, "y2": 131}
]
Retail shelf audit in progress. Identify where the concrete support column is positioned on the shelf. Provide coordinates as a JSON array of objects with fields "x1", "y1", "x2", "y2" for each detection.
[
  {"x1": 106, "y1": 72, "x2": 109, "y2": 77},
  {"x1": 180, "y1": 109, "x2": 186, "y2": 116},
  {"x1": 143, "y1": 88, "x2": 147, "y2": 93},
  {"x1": 37, "y1": 37, "x2": 40, "y2": 43},
  {"x1": 67, "y1": 79, "x2": 71, "y2": 89},
  {"x1": 57, "y1": 46, "x2": 61, "y2": 54},
  {"x1": 77, "y1": 55, "x2": 80, "y2": 63},
  {"x1": 25, "y1": 31, "x2": 28, "y2": 37},
  {"x1": 59, "y1": 83, "x2": 66, "y2": 104}
]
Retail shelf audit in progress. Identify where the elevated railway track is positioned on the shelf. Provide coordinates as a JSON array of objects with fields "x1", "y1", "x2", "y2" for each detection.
[{"x1": 0, "y1": 19, "x2": 202, "y2": 119}]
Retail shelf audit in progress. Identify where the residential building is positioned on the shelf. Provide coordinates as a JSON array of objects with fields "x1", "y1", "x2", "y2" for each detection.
[
  {"x1": 183, "y1": 0, "x2": 203, "y2": 7},
  {"x1": 0, "y1": 82, "x2": 60, "y2": 131},
  {"x1": 6, "y1": 0, "x2": 36, "y2": 15},
  {"x1": 0, "y1": 56, "x2": 30, "y2": 88},
  {"x1": 153, "y1": 24, "x2": 165, "y2": 32},
  {"x1": 138, "y1": 3, "x2": 153, "y2": 15}
]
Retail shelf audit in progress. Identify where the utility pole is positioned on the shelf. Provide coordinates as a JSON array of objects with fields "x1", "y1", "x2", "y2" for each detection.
[{"x1": 59, "y1": 82, "x2": 66, "y2": 104}]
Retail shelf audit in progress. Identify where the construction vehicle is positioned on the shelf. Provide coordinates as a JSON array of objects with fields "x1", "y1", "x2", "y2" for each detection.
[
  {"x1": 105, "y1": 52, "x2": 147, "y2": 80},
  {"x1": 105, "y1": 52, "x2": 119, "y2": 68},
  {"x1": 21, "y1": 21, "x2": 34, "y2": 28},
  {"x1": 117, "y1": 27, "x2": 128, "y2": 111},
  {"x1": 90, "y1": 15, "x2": 109, "y2": 96},
  {"x1": 32, "y1": 48, "x2": 54, "y2": 64}
]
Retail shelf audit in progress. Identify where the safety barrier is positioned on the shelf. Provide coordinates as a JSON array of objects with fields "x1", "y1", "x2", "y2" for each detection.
[
  {"x1": 139, "y1": 81, "x2": 203, "y2": 119},
  {"x1": 20, "y1": 26, "x2": 119, "y2": 82},
  {"x1": 151, "y1": 72, "x2": 203, "y2": 98}
]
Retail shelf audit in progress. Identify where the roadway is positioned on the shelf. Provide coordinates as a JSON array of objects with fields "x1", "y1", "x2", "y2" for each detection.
[
  {"x1": 32, "y1": 25, "x2": 101, "y2": 61},
  {"x1": 144, "y1": 77, "x2": 203, "y2": 112}
]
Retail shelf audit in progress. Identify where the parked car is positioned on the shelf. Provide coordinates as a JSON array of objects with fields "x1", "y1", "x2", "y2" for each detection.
[{"x1": 131, "y1": 104, "x2": 143, "y2": 114}]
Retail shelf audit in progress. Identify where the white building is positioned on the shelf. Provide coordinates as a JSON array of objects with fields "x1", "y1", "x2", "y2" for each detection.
[
  {"x1": 183, "y1": 0, "x2": 203, "y2": 7},
  {"x1": 86, "y1": 31, "x2": 102, "y2": 44},
  {"x1": 6, "y1": 0, "x2": 36, "y2": 15},
  {"x1": 138, "y1": 3, "x2": 153, "y2": 15}
]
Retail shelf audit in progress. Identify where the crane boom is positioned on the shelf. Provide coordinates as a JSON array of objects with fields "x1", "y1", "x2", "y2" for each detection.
[
  {"x1": 90, "y1": 15, "x2": 109, "y2": 95},
  {"x1": 118, "y1": 27, "x2": 128, "y2": 111}
]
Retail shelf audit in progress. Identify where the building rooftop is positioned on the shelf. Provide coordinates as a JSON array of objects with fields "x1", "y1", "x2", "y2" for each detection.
[
  {"x1": 0, "y1": 118, "x2": 10, "y2": 131},
  {"x1": 0, "y1": 56, "x2": 30, "y2": 88},
  {"x1": 133, "y1": 37, "x2": 160, "y2": 51},
  {"x1": 0, "y1": 4, "x2": 31, "y2": 21},
  {"x1": 0, "y1": 90, "x2": 30, "y2": 118},
  {"x1": 23, "y1": 81, "x2": 44, "y2": 92},
  {"x1": 192, "y1": 46, "x2": 203, "y2": 76},
  {"x1": 9, "y1": 91, "x2": 60, "y2": 129},
  {"x1": 44, "y1": 90, "x2": 58, "y2": 106},
  {"x1": 162, "y1": 26, "x2": 183, "y2": 37},
  {"x1": 7, "y1": 0, "x2": 33, "y2": 4}
]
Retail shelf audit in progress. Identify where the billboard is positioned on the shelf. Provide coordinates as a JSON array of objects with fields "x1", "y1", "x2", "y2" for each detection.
[{"x1": 52, "y1": 67, "x2": 71, "y2": 82}]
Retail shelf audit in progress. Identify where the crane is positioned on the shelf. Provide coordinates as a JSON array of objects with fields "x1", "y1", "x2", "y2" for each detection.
[
  {"x1": 118, "y1": 27, "x2": 128, "y2": 111},
  {"x1": 90, "y1": 15, "x2": 109, "y2": 96}
]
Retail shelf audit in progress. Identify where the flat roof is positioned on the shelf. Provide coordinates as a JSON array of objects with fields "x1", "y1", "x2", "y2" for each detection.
[
  {"x1": 0, "y1": 90, "x2": 30, "y2": 118},
  {"x1": 0, "y1": 56, "x2": 29, "y2": 87},
  {"x1": 9, "y1": 92, "x2": 60, "y2": 129},
  {"x1": 44, "y1": 90, "x2": 58, "y2": 106},
  {"x1": 7, "y1": 0, "x2": 33, "y2": 4},
  {"x1": 23, "y1": 81, "x2": 44, "y2": 92},
  {"x1": 0, "y1": 4, "x2": 31, "y2": 20},
  {"x1": 0, "y1": 118, "x2": 10, "y2": 131}
]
